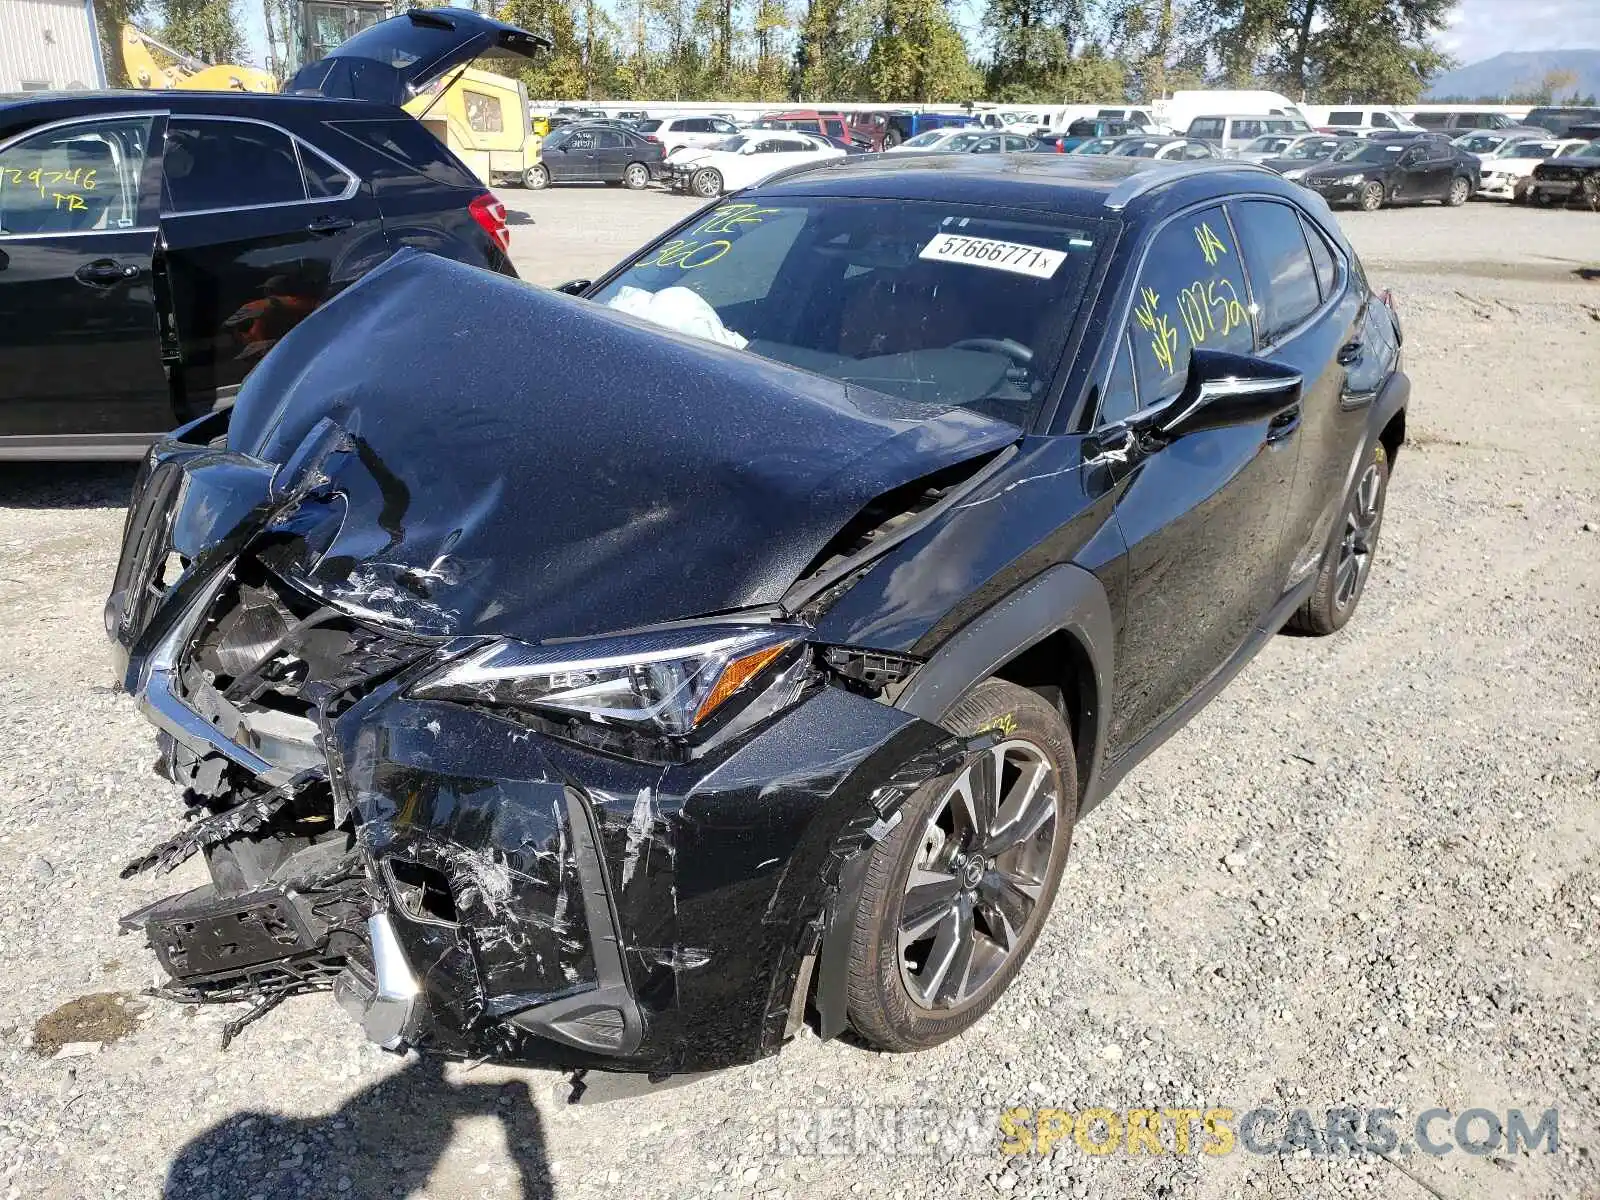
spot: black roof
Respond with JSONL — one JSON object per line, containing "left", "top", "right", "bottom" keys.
{"left": 0, "top": 89, "right": 391, "bottom": 142}
{"left": 753, "top": 153, "right": 1291, "bottom": 220}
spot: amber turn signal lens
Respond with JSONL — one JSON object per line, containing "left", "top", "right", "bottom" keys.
{"left": 694, "top": 641, "right": 793, "bottom": 724}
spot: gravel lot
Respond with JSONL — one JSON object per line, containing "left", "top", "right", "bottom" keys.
{"left": 0, "top": 186, "right": 1596, "bottom": 1200}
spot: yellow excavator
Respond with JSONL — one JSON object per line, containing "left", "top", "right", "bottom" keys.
{"left": 120, "top": 24, "right": 278, "bottom": 92}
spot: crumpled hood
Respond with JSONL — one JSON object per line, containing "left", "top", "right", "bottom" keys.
{"left": 227, "top": 251, "right": 1020, "bottom": 643}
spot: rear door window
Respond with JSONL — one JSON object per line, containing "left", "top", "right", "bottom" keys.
{"left": 1234, "top": 119, "right": 1263, "bottom": 141}
{"left": 1232, "top": 200, "right": 1320, "bottom": 344}
{"left": 1188, "top": 118, "right": 1223, "bottom": 140}
{"left": 1126, "top": 205, "right": 1253, "bottom": 403}
{"left": 164, "top": 118, "right": 304, "bottom": 213}
{"left": 0, "top": 114, "right": 154, "bottom": 235}
{"left": 1329, "top": 111, "right": 1361, "bottom": 126}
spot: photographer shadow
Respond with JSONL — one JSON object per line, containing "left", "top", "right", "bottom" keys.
{"left": 163, "top": 1054, "right": 553, "bottom": 1199}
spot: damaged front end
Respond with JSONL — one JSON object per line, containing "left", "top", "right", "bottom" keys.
{"left": 108, "top": 254, "right": 1019, "bottom": 1073}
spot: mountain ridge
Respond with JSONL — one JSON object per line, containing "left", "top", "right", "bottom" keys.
{"left": 1425, "top": 49, "right": 1600, "bottom": 101}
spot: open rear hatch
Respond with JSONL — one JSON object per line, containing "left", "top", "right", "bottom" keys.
{"left": 286, "top": 7, "right": 550, "bottom": 107}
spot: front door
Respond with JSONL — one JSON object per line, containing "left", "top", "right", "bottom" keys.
{"left": 1101, "top": 203, "right": 1303, "bottom": 758}
{"left": 0, "top": 112, "right": 173, "bottom": 442}
{"left": 549, "top": 128, "right": 599, "bottom": 181}
{"left": 158, "top": 115, "right": 385, "bottom": 413}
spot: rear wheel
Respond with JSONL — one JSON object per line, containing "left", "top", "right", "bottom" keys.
{"left": 690, "top": 167, "right": 723, "bottom": 198}
{"left": 1288, "top": 442, "right": 1390, "bottom": 636}
{"left": 623, "top": 162, "right": 650, "bottom": 190}
{"left": 524, "top": 163, "right": 549, "bottom": 190}
{"left": 845, "top": 679, "right": 1076, "bottom": 1051}
{"left": 883, "top": 128, "right": 903, "bottom": 148}
{"left": 1444, "top": 176, "right": 1470, "bottom": 206}
{"left": 1358, "top": 181, "right": 1384, "bottom": 212}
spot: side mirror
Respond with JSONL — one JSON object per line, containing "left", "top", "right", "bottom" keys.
{"left": 554, "top": 279, "right": 591, "bottom": 296}
{"left": 1152, "top": 350, "right": 1302, "bottom": 440}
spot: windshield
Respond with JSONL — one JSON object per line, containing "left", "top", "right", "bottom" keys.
{"left": 1575, "top": 142, "right": 1600, "bottom": 158}
{"left": 1457, "top": 134, "right": 1504, "bottom": 153}
{"left": 901, "top": 130, "right": 948, "bottom": 148}
{"left": 1283, "top": 137, "right": 1338, "bottom": 160}
{"left": 714, "top": 135, "right": 750, "bottom": 152}
{"left": 1074, "top": 138, "right": 1117, "bottom": 155}
{"left": 1331, "top": 141, "right": 1404, "bottom": 164}
{"left": 590, "top": 199, "right": 1105, "bottom": 424}
{"left": 1244, "top": 135, "right": 1292, "bottom": 154}
{"left": 1112, "top": 140, "right": 1167, "bottom": 157}
{"left": 1504, "top": 141, "right": 1561, "bottom": 159}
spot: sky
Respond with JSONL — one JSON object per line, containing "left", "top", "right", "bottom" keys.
{"left": 233, "top": 0, "right": 1600, "bottom": 74}
{"left": 1439, "top": 0, "right": 1600, "bottom": 64}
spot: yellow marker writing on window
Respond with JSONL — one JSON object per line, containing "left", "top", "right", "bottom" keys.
{"left": 1133, "top": 285, "right": 1178, "bottom": 375}
{"left": 1194, "top": 222, "right": 1228, "bottom": 267}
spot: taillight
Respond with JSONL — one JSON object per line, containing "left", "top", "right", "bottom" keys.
{"left": 645, "top": 134, "right": 660, "bottom": 143}
{"left": 469, "top": 192, "right": 510, "bottom": 254}
{"left": 1055, "top": 140, "right": 1065, "bottom": 153}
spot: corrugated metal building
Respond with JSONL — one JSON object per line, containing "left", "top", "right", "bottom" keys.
{"left": 0, "top": 0, "right": 107, "bottom": 92}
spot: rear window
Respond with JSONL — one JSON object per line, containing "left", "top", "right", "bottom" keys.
{"left": 329, "top": 118, "right": 478, "bottom": 189}
{"left": 634, "top": 119, "right": 662, "bottom": 133}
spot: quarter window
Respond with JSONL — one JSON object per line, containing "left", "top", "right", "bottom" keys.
{"left": 1099, "top": 334, "right": 1139, "bottom": 425}
{"left": 1233, "top": 200, "right": 1320, "bottom": 343}
{"left": 164, "top": 119, "right": 304, "bottom": 213}
{"left": 301, "top": 143, "right": 351, "bottom": 197}
{"left": 0, "top": 115, "right": 153, "bottom": 236}
{"left": 1126, "top": 205, "right": 1253, "bottom": 403}
{"left": 1300, "top": 215, "right": 1338, "bottom": 301}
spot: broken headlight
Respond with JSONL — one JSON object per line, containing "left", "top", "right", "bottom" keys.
{"left": 410, "top": 625, "right": 807, "bottom": 739}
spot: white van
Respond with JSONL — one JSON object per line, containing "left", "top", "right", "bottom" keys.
{"left": 1186, "top": 113, "right": 1309, "bottom": 153}
{"left": 1302, "top": 105, "right": 1422, "bottom": 135}
{"left": 1158, "top": 90, "right": 1312, "bottom": 137}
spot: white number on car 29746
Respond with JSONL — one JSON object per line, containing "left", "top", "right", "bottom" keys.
{"left": 918, "top": 233, "right": 1066, "bottom": 280}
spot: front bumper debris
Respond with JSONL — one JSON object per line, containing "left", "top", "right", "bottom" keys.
{"left": 110, "top": 427, "right": 956, "bottom": 1074}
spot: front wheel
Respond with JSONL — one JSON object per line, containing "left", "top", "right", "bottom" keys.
{"left": 1532, "top": 187, "right": 1557, "bottom": 207}
{"left": 1288, "top": 442, "right": 1390, "bottom": 635}
{"left": 1445, "top": 176, "right": 1470, "bottom": 206}
{"left": 690, "top": 167, "right": 723, "bottom": 198}
{"left": 623, "top": 162, "right": 650, "bottom": 190}
{"left": 844, "top": 679, "right": 1077, "bottom": 1051}
{"left": 1582, "top": 176, "right": 1600, "bottom": 212}
{"left": 524, "top": 163, "right": 549, "bottom": 190}
{"left": 1358, "top": 181, "right": 1384, "bottom": 212}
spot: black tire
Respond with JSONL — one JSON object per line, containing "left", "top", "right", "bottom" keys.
{"left": 1533, "top": 188, "right": 1557, "bottom": 208}
{"left": 623, "top": 162, "right": 651, "bottom": 190}
{"left": 845, "top": 679, "right": 1077, "bottom": 1052}
{"left": 1358, "top": 181, "right": 1384, "bottom": 212}
{"left": 1582, "top": 176, "right": 1600, "bottom": 212}
{"left": 1444, "top": 176, "right": 1470, "bottom": 206}
{"left": 1288, "top": 442, "right": 1390, "bottom": 636}
{"left": 883, "top": 128, "right": 903, "bottom": 148}
{"left": 525, "top": 163, "right": 549, "bottom": 190}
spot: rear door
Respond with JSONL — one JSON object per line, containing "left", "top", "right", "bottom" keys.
{"left": 0, "top": 111, "right": 173, "bottom": 441}
{"left": 158, "top": 114, "right": 385, "bottom": 410}
{"left": 590, "top": 129, "right": 629, "bottom": 180}
{"left": 1100, "top": 203, "right": 1302, "bottom": 758}
{"left": 1228, "top": 197, "right": 1365, "bottom": 583}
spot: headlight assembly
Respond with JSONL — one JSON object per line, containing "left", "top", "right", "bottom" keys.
{"left": 1336, "top": 172, "right": 1368, "bottom": 185}
{"left": 410, "top": 624, "right": 811, "bottom": 753}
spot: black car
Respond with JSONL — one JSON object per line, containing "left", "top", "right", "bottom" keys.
{"left": 109, "top": 155, "right": 1407, "bottom": 1076}
{"left": 1259, "top": 134, "right": 1348, "bottom": 179}
{"left": 1525, "top": 106, "right": 1600, "bottom": 137}
{"left": 1301, "top": 136, "right": 1478, "bottom": 210}
{"left": 527, "top": 123, "right": 665, "bottom": 189}
{"left": 1527, "top": 140, "right": 1600, "bottom": 208}
{"left": 0, "top": 8, "right": 543, "bottom": 461}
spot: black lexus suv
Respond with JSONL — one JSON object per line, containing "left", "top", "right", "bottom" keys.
{"left": 109, "top": 154, "right": 1408, "bottom": 1077}
{"left": 0, "top": 8, "right": 545, "bottom": 460}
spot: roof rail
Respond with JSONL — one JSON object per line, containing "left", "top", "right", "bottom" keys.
{"left": 1102, "top": 159, "right": 1279, "bottom": 211}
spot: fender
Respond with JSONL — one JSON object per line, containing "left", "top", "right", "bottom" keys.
{"left": 811, "top": 563, "right": 1115, "bottom": 1040}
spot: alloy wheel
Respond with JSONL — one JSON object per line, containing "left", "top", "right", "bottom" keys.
{"left": 1360, "top": 182, "right": 1383, "bottom": 212}
{"left": 1448, "top": 177, "right": 1469, "bottom": 206}
{"left": 693, "top": 168, "right": 722, "bottom": 198}
{"left": 525, "top": 164, "right": 549, "bottom": 190}
{"left": 897, "top": 739, "right": 1060, "bottom": 1010}
{"left": 625, "top": 163, "right": 649, "bottom": 189}
{"left": 1334, "top": 461, "right": 1383, "bottom": 611}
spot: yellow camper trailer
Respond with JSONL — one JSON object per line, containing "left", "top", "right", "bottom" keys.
{"left": 404, "top": 68, "right": 545, "bottom": 189}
